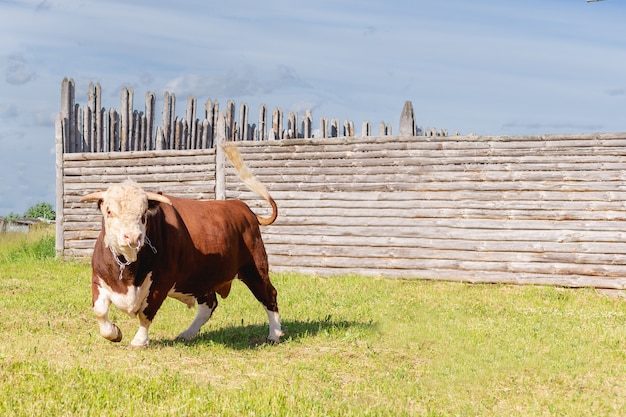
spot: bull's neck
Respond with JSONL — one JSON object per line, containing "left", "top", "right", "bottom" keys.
{"left": 110, "top": 247, "right": 133, "bottom": 280}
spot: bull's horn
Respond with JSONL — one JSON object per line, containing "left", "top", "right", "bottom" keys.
{"left": 80, "top": 191, "right": 106, "bottom": 202}
{"left": 145, "top": 192, "right": 172, "bottom": 205}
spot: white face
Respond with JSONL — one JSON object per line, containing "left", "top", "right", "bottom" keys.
{"left": 100, "top": 182, "right": 149, "bottom": 263}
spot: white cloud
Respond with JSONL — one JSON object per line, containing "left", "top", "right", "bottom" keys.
{"left": 163, "top": 65, "right": 309, "bottom": 99}
{"left": 5, "top": 54, "right": 37, "bottom": 85}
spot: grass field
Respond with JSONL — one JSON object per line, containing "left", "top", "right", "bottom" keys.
{"left": 1, "top": 227, "right": 626, "bottom": 416}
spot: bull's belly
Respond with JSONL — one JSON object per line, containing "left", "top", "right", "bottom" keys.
{"left": 99, "top": 272, "right": 153, "bottom": 317}
{"left": 167, "top": 287, "right": 196, "bottom": 308}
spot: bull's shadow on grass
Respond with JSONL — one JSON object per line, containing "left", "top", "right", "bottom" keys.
{"left": 155, "top": 316, "right": 376, "bottom": 350}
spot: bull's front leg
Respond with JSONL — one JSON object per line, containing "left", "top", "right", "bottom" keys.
{"left": 130, "top": 312, "right": 151, "bottom": 348}
{"left": 130, "top": 281, "right": 169, "bottom": 348}
{"left": 92, "top": 282, "right": 122, "bottom": 342}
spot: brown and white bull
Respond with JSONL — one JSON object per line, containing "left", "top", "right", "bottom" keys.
{"left": 80, "top": 144, "right": 283, "bottom": 347}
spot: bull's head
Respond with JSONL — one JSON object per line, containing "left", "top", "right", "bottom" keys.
{"left": 81, "top": 181, "right": 172, "bottom": 263}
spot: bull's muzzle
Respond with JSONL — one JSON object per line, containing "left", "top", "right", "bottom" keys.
{"left": 123, "top": 232, "right": 144, "bottom": 251}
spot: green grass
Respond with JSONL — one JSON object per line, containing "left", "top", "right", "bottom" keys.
{"left": 2, "top": 229, "right": 626, "bottom": 416}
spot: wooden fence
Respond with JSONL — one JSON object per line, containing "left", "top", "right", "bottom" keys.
{"left": 56, "top": 79, "right": 626, "bottom": 289}
{"left": 59, "top": 78, "right": 449, "bottom": 155}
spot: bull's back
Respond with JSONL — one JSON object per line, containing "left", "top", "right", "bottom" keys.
{"left": 165, "top": 197, "right": 260, "bottom": 252}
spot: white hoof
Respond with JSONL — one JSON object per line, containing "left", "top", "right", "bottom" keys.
{"left": 176, "top": 329, "right": 196, "bottom": 341}
{"left": 130, "top": 338, "right": 149, "bottom": 348}
{"left": 130, "top": 326, "right": 150, "bottom": 348}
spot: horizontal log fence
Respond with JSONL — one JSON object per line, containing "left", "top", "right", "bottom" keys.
{"left": 56, "top": 78, "right": 626, "bottom": 289}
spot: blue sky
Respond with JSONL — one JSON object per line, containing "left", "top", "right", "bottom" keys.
{"left": 1, "top": 0, "right": 625, "bottom": 215}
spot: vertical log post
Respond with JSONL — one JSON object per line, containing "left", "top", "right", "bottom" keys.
{"left": 87, "top": 82, "right": 96, "bottom": 151}
{"left": 211, "top": 100, "right": 219, "bottom": 145}
{"left": 82, "top": 104, "right": 91, "bottom": 152}
{"left": 60, "top": 78, "right": 73, "bottom": 153}
{"left": 109, "top": 109, "right": 119, "bottom": 151}
{"left": 162, "top": 92, "right": 171, "bottom": 149}
{"left": 145, "top": 92, "right": 156, "bottom": 150}
{"left": 120, "top": 87, "right": 129, "bottom": 151}
{"left": 362, "top": 121, "right": 370, "bottom": 137}
{"left": 399, "top": 100, "right": 415, "bottom": 137}
{"left": 226, "top": 100, "right": 235, "bottom": 141}
{"left": 155, "top": 126, "right": 165, "bottom": 150}
{"left": 186, "top": 96, "right": 196, "bottom": 149}
{"left": 378, "top": 121, "right": 386, "bottom": 136}
{"left": 76, "top": 105, "right": 83, "bottom": 151}
{"left": 238, "top": 102, "right": 247, "bottom": 141}
{"left": 343, "top": 120, "right": 354, "bottom": 137}
{"left": 54, "top": 113, "right": 64, "bottom": 258}
{"left": 271, "top": 108, "right": 282, "bottom": 140}
{"left": 320, "top": 117, "right": 328, "bottom": 138}
{"left": 95, "top": 83, "right": 103, "bottom": 151}
{"left": 330, "top": 119, "right": 338, "bottom": 137}
{"left": 141, "top": 113, "right": 147, "bottom": 151}
{"left": 303, "top": 109, "right": 312, "bottom": 139}
{"left": 258, "top": 104, "right": 267, "bottom": 141}
{"left": 201, "top": 119, "right": 210, "bottom": 149}
{"left": 215, "top": 112, "right": 227, "bottom": 200}
{"left": 172, "top": 118, "right": 183, "bottom": 150}
{"left": 132, "top": 111, "right": 142, "bottom": 151}
{"left": 204, "top": 99, "right": 215, "bottom": 148}
{"left": 100, "top": 108, "right": 107, "bottom": 151}
{"left": 287, "top": 112, "right": 297, "bottom": 138}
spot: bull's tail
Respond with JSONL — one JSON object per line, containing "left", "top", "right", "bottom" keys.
{"left": 221, "top": 143, "right": 278, "bottom": 226}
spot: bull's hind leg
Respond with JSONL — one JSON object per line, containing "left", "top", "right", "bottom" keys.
{"left": 177, "top": 293, "right": 218, "bottom": 341}
{"left": 238, "top": 264, "right": 284, "bottom": 342}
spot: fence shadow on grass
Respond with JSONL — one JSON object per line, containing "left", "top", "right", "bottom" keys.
{"left": 153, "top": 316, "right": 377, "bottom": 350}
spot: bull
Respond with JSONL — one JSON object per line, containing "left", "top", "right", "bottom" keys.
{"left": 80, "top": 144, "right": 283, "bottom": 347}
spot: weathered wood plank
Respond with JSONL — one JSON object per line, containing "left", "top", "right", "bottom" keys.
{"left": 240, "top": 196, "right": 626, "bottom": 212}
{"left": 63, "top": 148, "right": 215, "bottom": 162}
{"left": 254, "top": 206, "right": 626, "bottom": 221}
{"left": 226, "top": 180, "right": 626, "bottom": 193}
{"left": 259, "top": 224, "right": 626, "bottom": 243}
{"left": 264, "top": 243, "right": 626, "bottom": 265}
{"left": 228, "top": 189, "right": 626, "bottom": 203}
{"left": 263, "top": 215, "right": 626, "bottom": 232}
{"left": 225, "top": 170, "right": 626, "bottom": 184}
{"left": 64, "top": 172, "right": 215, "bottom": 185}
{"left": 228, "top": 135, "right": 626, "bottom": 154}
{"left": 229, "top": 157, "right": 626, "bottom": 172}
{"left": 268, "top": 265, "right": 626, "bottom": 290}
{"left": 266, "top": 254, "right": 626, "bottom": 277}
{"left": 261, "top": 233, "right": 626, "bottom": 255}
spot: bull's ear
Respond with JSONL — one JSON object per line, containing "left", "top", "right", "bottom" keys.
{"left": 147, "top": 200, "right": 162, "bottom": 216}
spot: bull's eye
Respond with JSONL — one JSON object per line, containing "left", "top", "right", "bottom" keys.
{"left": 106, "top": 208, "right": 112, "bottom": 218}
{"left": 141, "top": 214, "right": 147, "bottom": 224}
